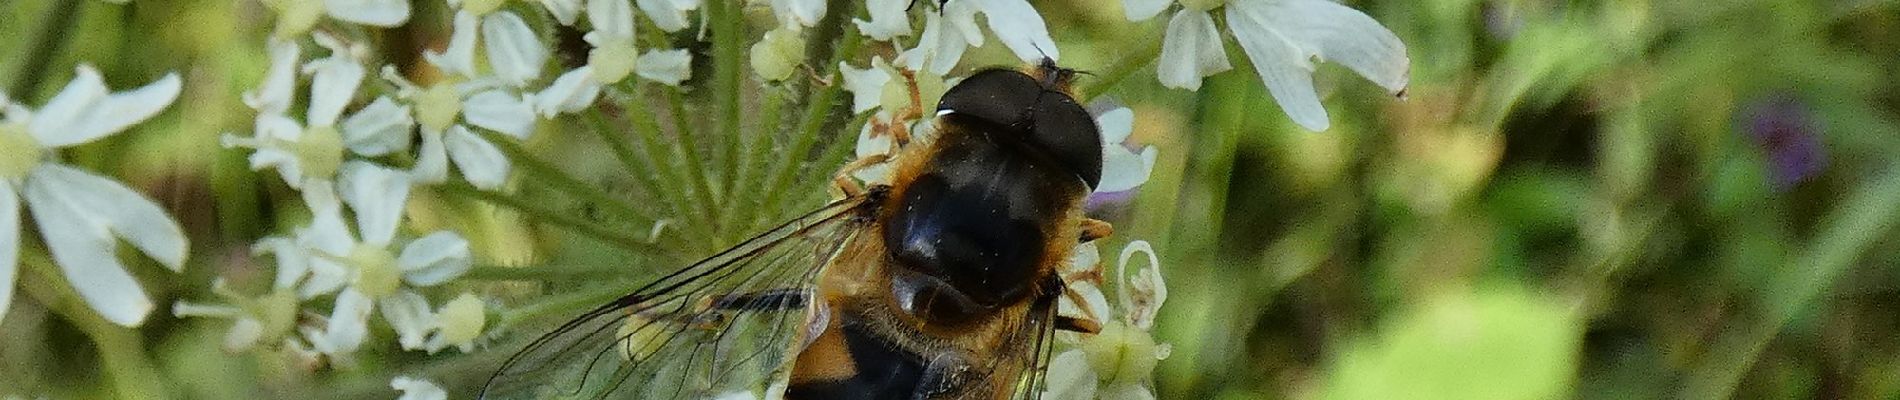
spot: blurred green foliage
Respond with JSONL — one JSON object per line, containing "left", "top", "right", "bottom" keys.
{"left": 2, "top": 0, "right": 1899, "bottom": 399}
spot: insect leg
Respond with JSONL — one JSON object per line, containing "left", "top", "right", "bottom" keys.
{"left": 1078, "top": 218, "right": 1113, "bottom": 243}
{"left": 1054, "top": 315, "right": 1101, "bottom": 334}
{"left": 890, "top": 69, "right": 924, "bottom": 146}
{"left": 702, "top": 288, "right": 810, "bottom": 311}
{"left": 831, "top": 153, "right": 892, "bottom": 197}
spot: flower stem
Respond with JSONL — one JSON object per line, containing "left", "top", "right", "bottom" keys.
{"left": 7, "top": 0, "right": 80, "bottom": 97}
{"left": 616, "top": 84, "right": 722, "bottom": 245}
{"left": 744, "top": 13, "right": 865, "bottom": 232}
{"left": 664, "top": 87, "right": 724, "bottom": 231}
{"left": 581, "top": 108, "right": 689, "bottom": 239}
{"left": 495, "top": 282, "right": 639, "bottom": 330}
{"left": 707, "top": 0, "right": 746, "bottom": 209}
{"left": 18, "top": 250, "right": 171, "bottom": 400}
{"left": 468, "top": 129, "right": 663, "bottom": 227}
{"left": 438, "top": 181, "right": 670, "bottom": 258}
{"left": 463, "top": 264, "right": 628, "bottom": 281}
{"left": 1080, "top": 27, "right": 1164, "bottom": 102}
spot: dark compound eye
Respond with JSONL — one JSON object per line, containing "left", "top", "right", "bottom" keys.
{"left": 935, "top": 68, "right": 1105, "bottom": 189}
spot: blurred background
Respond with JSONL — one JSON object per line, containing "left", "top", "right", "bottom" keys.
{"left": 2, "top": 0, "right": 1898, "bottom": 399}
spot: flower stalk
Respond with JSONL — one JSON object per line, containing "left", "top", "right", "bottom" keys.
{"left": 20, "top": 250, "right": 170, "bottom": 400}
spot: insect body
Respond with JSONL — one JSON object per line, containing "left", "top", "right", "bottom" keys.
{"left": 483, "top": 60, "right": 1111, "bottom": 400}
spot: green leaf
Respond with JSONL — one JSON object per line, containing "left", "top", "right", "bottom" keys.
{"left": 1321, "top": 284, "right": 1581, "bottom": 400}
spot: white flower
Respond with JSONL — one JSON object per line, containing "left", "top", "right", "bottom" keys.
{"left": 392, "top": 376, "right": 449, "bottom": 400}
{"left": 839, "top": 58, "right": 894, "bottom": 114}
{"left": 381, "top": 70, "right": 519, "bottom": 190}
{"left": 172, "top": 275, "right": 301, "bottom": 352}
{"left": 772, "top": 0, "right": 826, "bottom": 30}
{"left": 584, "top": 0, "right": 639, "bottom": 84}
{"left": 899, "top": 0, "right": 1061, "bottom": 73}
{"left": 1127, "top": 0, "right": 1410, "bottom": 131}
{"left": 0, "top": 65, "right": 187, "bottom": 327}
{"left": 287, "top": 164, "right": 473, "bottom": 356}
{"left": 266, "top": 0, "right": 411, "bottom": 38}
{"left": 636, "top": 48, "right": 694, "bottom": 86}
{"left": 1094, "top": 108, "right": 1159, "bottom": 194}
{"left": 225, "top": 35, "right": 417, "bottom": 189}
{"left": 425, "top": 10, "right": 550, "bottom": 88}
{"left": 636, "top": 0, "right": 701, "bottom": 32}
{"left": 854, "top": 0, "right": 910, "bottom": 40}
{"left": 1045, "top": 241, "right": 1169, "bottom": 400}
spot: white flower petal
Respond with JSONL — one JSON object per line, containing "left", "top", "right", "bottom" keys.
{"left": 22, "top": 177, "right": 152, "bottom": 327}
{"left": 539, "top": 0, "right": 583, "bottom": 25}
{"left": 316, "top": 288, "right": 374, "bottom": 355}
{"left": 409, "top": 128, "right": 450, "bottom": 185}
{"left": 245, "top": 40, "right": 302, "bottom": 114}
{"left": 774, "top": 0, "right": 828, "bottom": 29}
{"left": 586, "top": 0, "right": 636, "bottom": 41}
{"left": 483, "top": 12, "right": 550, "bottom": 87}
{"left": 969, "top": 0, "right": 1059, "bottom": 62}
{"left": 1118, "top": 240, "right": 1164, "bottom": 330}
{"left": 30, "top": 66, "right": 182, "bottom": 148}
{"left": 1097, "top": 107, "right": 1135, "bottom": 144}
{"left": 337, "top": 161, "right": 411, "bottom": 246}
{"left": 304, "top": 57, "right": 367, "bottom": 127}
{"left": 1155, "top": 9, "right": 1230, "bottom": 90}
{"left": 839, "top": 59, "right": 892, "bottom": 114}
{"left": 534, "top": 67, "right": 602, "bottom": 117}
{"left": 1226, "top": 0, "right": 1409, "bottom": 131}
{"left": 325, "top": 0, "right": 411, "bottom": 26}
{"left": 943, "top": 0, "right": 984, "bottom": 47}
{"left": 1042, "top": 350, "right": 1099, "bottom": 400}
{"left": 340, "top": 96, "right": 416, "bottom": 156}
{"left": 1254, "top": 0, "right": 1410, "bottom": 93}
{"left": 1226, "top": 4, "right": 1327, "bottom": 131}
{"left": 1122, "top": 0, "right": 1171, "bottom": 21}
{"left": 426, "top": 11, "right": 481, "bottom": 77}
{"left": 296, "top": 183, "right": 357, "bottom": 298}
{"left": 28, "top": 164, "right": 188, "bottom": 270}
{"left": 463, "top": 90, "right": 538, "bottom": 139}
{"left": 902, "top": 10, "right": 971, "bottom": 76}
{"left": 636, "top": 0, "right": 697, "bottom": 32}
{"left": 397, "top": 231, "right": 472, "bottom": 286}
{"left": 392, "top": 376, "right": 450, "bottom": 400}
{"left": 635, "top": 48, "right": 693, "bottom": 86}
{"left": 444, "top": 125, "right": 512, "bottom": 189}
{"left": 255, "top": 237, "right": 311, "bottom": 290}
{"left": 1098, "top": 145, "right": 1158, "bottom": 194}
{"left": 381, "top": 290, "right": 437, "bottom": 350}
{"left": 0, "top": 182, "right": 17, "bottom": 326}
{"left": 853, "top": 0, "right": 909, "bottom": 40}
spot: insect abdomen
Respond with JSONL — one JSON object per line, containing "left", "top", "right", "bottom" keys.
{"left": 785, "top": 316, "right": 929, "bottom": 400}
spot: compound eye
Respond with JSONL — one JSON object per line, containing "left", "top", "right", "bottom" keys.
{"left": 935, "top": 69, "right": 1040, "bottom": 127}
{"left": 1029, "top": 93, "right": 1103, "bottom": 189}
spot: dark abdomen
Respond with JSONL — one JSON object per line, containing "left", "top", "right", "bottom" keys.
{"left": 784, "top": 315, "right": 927, "bottom": 400}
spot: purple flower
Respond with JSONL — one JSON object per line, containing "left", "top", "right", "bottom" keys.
{"left": 1741, "top": 94, "right": 1826, "bottom": 191}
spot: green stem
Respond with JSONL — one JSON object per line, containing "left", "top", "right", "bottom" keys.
{"left": 1080, "top": 26, "right": 1164, "bottom": 102}
{"left": 744, "top": 18, "right": 864, "bottom": 232}
{"left": 582, "top": 109, "right": 690, "bottom": 246}
{"left": 1679, "top": 168, "right": 1900, "bottom": 399}
{"left": 619, "top": 84, "right": 720, "bottom": 244}
{"left": 496, "top": 283, "right": 641, "bottom": 329}
{"left": 708, "top": 0, "right": 746, "bottom": 209}
{"left": 469, "top": 129, "right": 661, "bottom": 227}
{"left": 19, "top": 251, "right": 170, "bottom": 400}
{"left": 720, "top": 90, "right": 786, "bottom": 236}
{"left": 7, "top": 0, "right": 80, "bottom": 97}
{"left": 439, "top": 182, "right": 669, "bottom": 258}
{"left": 463, "top": 264, "right": 628, "bottom": 281}
{"left": 665, "top": 88, "right": 723, "bottom": 232}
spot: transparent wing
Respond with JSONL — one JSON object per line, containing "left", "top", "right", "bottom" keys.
{"left": 482, "top": 196, "right": 874, "bottom": 400}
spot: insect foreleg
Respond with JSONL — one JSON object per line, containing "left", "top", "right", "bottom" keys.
{"left": 1078, "top": 218, "right": 1113, "bottom": 243}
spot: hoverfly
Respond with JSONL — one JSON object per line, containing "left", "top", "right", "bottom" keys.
{"left": 482, "top": 59, "right": 1116, "bottom": 400}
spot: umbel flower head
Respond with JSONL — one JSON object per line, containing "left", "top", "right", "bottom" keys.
{"left": 1127, "top": 0, "right": 1411, "bottom": 131}
{"left": 0, "top": 64, "right": 189, "bottom": 327}
{"left": 1046, "top": 241, "right": 1170, "bottom": 400}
